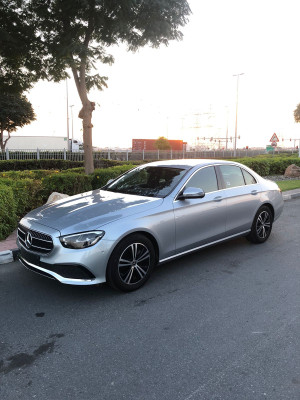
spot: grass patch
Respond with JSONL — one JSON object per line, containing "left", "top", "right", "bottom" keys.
{"left": 276, "top": 180, "right": 300, "bottom": 191}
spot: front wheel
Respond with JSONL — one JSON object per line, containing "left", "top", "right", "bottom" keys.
{"left": 246, "top": 206, "right": 273, "bottom": 244}
{"left": 106, "top": 234, "right": 156, "bottom": 292}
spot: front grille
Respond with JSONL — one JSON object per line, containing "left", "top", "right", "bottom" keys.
{"left": 18, "top": 224, "right": 54, "bottom": 254}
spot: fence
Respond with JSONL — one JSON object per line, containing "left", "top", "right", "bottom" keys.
{"left": 0, "top": 147, "right": 297, "bottom": 162}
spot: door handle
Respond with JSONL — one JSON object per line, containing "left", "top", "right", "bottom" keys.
{"left": 251, "top": 190, "right": 258, "bottom": 195}
{"left": 213, "top": 196, "right": 223, "bottom": 202}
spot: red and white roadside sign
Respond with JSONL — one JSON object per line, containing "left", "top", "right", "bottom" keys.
{"left": 271, "top": 141, "right": 277, "bottom": 147}
{"left": 270, "top": 133, "right": 279, "bottom": 143}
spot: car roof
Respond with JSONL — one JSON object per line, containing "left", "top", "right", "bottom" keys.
{"left": 144, "top": 159, "right": 240, "bottom": 169}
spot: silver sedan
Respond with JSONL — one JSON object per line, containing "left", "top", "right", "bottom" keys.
{"left": 17, "top": 159, "right": 284, "bottom": 291}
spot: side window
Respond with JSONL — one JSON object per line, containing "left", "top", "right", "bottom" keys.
{"left": 219, "top": 165, "right": 245, "bottom": 188}
{"left": 186, "top": 166, "right": 218, "bottom": 193}
{"left": 242, "top": 169, "right": 257, "bottom": 185}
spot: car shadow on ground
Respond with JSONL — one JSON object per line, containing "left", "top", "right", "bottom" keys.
{"left": 13, "top": 235, "right": 252, "bottom": 303}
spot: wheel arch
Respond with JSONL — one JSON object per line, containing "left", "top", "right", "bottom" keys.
{"left": 107, "top": 230, "right": 160, "bottom": 266}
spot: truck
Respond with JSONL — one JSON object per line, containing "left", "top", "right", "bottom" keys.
{"left": 4, "top": 136, "right": 82, "bottom": 152}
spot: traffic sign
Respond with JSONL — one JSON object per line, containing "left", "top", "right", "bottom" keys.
{"left": 270, "top": 133, "right": 279, "bottom": 142}
{"left": 271, "top": 141, "right": 277, "bottom": 147}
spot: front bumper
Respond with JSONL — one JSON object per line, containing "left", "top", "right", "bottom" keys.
{"left": 16, "top": 223, "right": 115, "bottom": 285}
{"left": 18, "top": 252, "right": 98, "bottom": 285}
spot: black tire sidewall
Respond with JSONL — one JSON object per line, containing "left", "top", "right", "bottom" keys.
{"left": 106, "top": 234, "right": 156, "bottom": 292}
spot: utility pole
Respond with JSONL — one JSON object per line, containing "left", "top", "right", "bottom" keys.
{"left": 233, "top": 73, "right": 244, "bottom": 157}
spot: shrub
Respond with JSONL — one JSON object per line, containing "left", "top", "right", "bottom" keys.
{"left": 91, "top": 164, "right": 136, "bottom": 189}
{"left": 0, "top": 184, "right": 17, "bottom": 240}
{"left": 0, "top": 178, "right": 43, "bottom": 217}
{"left": 0, "top": 159, "right": 83, "bottom": 171}
{"left": 237, "top": 159, "right": 270, "bottom": 176}
{"left": 235, "top": 157, "right": 300, "bottom": 176}
{"left": 267, "top": 158, "right": 300, "bottom": 175}
{"left": 41, "top": 173, "right": 92, "bottom": 199}
{"left": 0, "top": 169, "right": 59, "bottom": 180}
{"left": 93, "top": 159, "right": 128, "bottom": 168}
{"left": 93, "top": 158, "right": 145, "bottom": 169}
{"left": 64, "top": 167, "right": 85, "bottom": 174}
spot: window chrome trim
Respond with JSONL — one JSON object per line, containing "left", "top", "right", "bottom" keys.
{"left": 173, "top": 165, "right": 221, "bottom": 201}
{"left": 241, "top": 167, "right": 257, "bottom": 185}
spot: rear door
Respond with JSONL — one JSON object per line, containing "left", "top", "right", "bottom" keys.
{"left": 217, "top": 165, "right": 261, "bottom": 236}
{"left": 173, "top": 166, "right": 227, "bottom": 253}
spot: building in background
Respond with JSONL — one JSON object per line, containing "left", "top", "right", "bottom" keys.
{"left": 132, "top": 138, "right": 186, "bottom": 152}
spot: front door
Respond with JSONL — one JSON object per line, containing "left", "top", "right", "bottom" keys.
{"left": 173, "top": 166, "right": 227, "bottom": 254}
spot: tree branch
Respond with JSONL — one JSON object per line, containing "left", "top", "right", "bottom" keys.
{"left": 79, "top": 0, "right": 96, "bottom": 101}
{"left": 3, "top": 131, "right": 10, "bottom": 148}
{"left": 71, "top": 62, "right": 85, "bottom": 103}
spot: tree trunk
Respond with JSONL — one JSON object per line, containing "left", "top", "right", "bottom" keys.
{"left": 79, "top": 101, "right": 95, "bottom": 174}
{"left": 0, "top": 127, "right": 6, "bottom": 152}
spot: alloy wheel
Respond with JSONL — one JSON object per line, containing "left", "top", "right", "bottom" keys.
{"left": 118, "top": 243, "right": 150, "bottom": 285}
{"left": 255, "top": 210, "right": 271, "bottom": 239}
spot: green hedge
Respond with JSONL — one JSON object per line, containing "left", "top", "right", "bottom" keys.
{"left": 0, "top": 158, "right": 144, "bottom": 172}
{"left": 94, "top": 159, "right": 132, "bottom": 168}
{"left": 0, "top": 169, "right": 59, "bottom": 180}
{"left": 0, "top": 184, "right": 17, "bottom": 240}
{"left": 0, "top": 159, "right": 83, "bottom": 171}
{"left": 0, "top": 178, "right": 43, "bottom": 218}
{"left": 91, "top": 164, "right": 135, "bottom": 189}
{"left": 41, "top": 173, "right": 92, "bottom": 198}
{"left": 236, "top": 157, "right": 300, "bottom": 176}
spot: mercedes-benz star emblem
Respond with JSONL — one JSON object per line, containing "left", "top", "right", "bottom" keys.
{"left": 25, "top": 232, "right": 33, "bottom": 248}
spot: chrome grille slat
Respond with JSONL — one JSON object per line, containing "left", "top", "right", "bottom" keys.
{"left": 29, "top": 244, "right": 52, "bottom": 251}
{"left": 18, "top": 224, "right": 53, "bottom": 254}
{"left": 18, "top": 227, "right": 26, "bottom": 235}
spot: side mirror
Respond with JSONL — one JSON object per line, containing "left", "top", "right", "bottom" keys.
{"left": 178, "top": 187, "right": 205, "bottom": 200}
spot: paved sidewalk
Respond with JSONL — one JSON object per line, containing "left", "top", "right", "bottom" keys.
{"left": 1, "top": 189, "right": 300, "bottom": 255}
{"left": 0, "top": 229, "right": 17, "bottom": 252}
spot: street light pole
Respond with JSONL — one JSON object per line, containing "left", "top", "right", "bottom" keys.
{"left": 66, "top": 79, "right": 70, "bottom": 151}
{"left": 225, "top": 106, "right": 229, "bottom": 151}
{"left": 233, "top": 73, "right": 244, "bottom": 157}
{"left": 70, "top": 105, "right": 74, "bottom": 152}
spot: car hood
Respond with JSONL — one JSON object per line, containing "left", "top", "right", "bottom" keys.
{"left": 23, "top": 189, "right": 163, "bottom": 235}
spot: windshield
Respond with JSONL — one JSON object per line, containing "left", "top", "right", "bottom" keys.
{"left": 104, "top": 166, "right": 187, "bottom": 198}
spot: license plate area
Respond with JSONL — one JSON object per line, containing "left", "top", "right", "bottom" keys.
{"left": 20, "top": 247, "right": 40, "bottom": 265}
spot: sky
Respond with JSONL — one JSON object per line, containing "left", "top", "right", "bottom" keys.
{"left": 13, "top": 0, "right": 300, "bottom": 150}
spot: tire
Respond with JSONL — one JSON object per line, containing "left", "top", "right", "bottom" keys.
{"left": 246, "top": 206, "right": 273, "bottom": 244}
{"left": 106, "top": 234, "right": 156, "bottom": 292}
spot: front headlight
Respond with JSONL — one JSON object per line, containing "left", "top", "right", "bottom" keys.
{"left": 59, "top": 231, "right": 105, "bottom": 249}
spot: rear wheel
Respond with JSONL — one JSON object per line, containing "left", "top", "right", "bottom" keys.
{"left": 106, "top": 234, "right": 155, "bottom": 292}
{"left": 246, "top": 206, "right": 273, "bottom": 244}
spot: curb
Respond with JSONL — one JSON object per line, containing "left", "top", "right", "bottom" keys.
{"left": 0, "top": 248, "right": 18, "bottom": 265}
{"left": 282, "top": 192, "right": 300, "bottom": 201}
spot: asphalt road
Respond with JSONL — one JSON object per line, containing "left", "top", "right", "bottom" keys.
{"left": 1, "top": 199, "right": 300, "bottom": 400}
